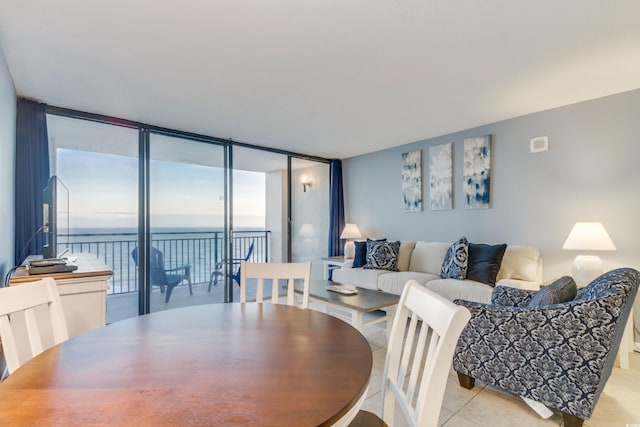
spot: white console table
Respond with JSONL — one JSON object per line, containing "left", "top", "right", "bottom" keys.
{"left": 10, "top": 254, "right": 112, "bottom": 339}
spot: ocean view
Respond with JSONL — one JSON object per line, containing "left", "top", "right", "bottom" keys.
{"left": 59, "top": 227, "right": 269, "bottom": 294}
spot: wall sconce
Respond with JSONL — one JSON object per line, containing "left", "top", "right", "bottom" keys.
{"left": 300, "top": 175, "right": 312, "bottom": 192}
{"left": 562, "top": 222, "right": 616, "bottom": 285}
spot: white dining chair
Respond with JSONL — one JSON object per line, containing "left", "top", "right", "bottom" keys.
{"left": 0, "top": 277, "right": 69, "bottom": 377}
{"left": 239, "top": 261, "right": 311, "bottom": 308}
{"left": 348, "top": 280, "right": 471, "bottom": 427}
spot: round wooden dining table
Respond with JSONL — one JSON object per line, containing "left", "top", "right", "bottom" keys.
{"left": 0, "top": 303, "right": 373, "bottom": 426}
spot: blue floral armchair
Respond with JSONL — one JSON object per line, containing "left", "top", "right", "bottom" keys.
{"left": 452, "top": 268, "right": 639, "bottom": 427}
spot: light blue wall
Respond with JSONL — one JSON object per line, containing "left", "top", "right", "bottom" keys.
{"left": 343, "top": 89, "right": 640, "bottom": 282}
{"left": 0, "top": 43, "right": 16, "bottom": 278}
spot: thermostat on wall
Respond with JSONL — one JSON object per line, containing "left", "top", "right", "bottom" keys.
{"left": 530, "top": 136, "right": 549, "bottom": 153}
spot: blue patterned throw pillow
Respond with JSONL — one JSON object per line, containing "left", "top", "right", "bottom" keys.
{"left": 440, "top": 237, "right": 469, "bottom": 280}
{"left": 353, "top": 238, "right": 386, "bottom": 268}
{"left": 364, "top": 240, "right": 400, "bottom": 271}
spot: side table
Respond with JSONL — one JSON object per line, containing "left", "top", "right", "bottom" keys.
{"left": 322, "top": 256, "right": 349, "bottom": 280}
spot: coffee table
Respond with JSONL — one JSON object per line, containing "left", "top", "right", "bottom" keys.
{"left": 296, "top": 279, "right": 400, "bottom": 338}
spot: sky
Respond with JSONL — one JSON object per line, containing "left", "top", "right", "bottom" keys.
{"left": 56, "top": 149, "right": 266, "bottom": 230}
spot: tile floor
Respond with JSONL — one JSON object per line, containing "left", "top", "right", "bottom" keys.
{"left": 106, "top": 286, "right": 640, "bottom": 426}
{"left": 358, "top": 326, "right": 640, "bottom": 427}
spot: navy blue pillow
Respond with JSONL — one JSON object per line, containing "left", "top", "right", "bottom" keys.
{"left": 466, "top": 243, "right": 507, "bottom": 286}
{"left": 353, "top": 238, "right": 386, "bottom": 268}
{"left": 528, "top": 276, "right": 577, "bottom": 308}
{"left": 352, "top": 241, "right": 368, "bottom": 268}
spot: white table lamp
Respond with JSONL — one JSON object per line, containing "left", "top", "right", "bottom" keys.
{"left": 340, "top": 223, "right": 362, "bottom": 259}
{"left": 562, "top": 222, "right": 616, "bottom": 284}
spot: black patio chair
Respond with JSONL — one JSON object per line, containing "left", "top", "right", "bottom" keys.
{"left": 131, "top": 246, "right": 192, "bottom": 303}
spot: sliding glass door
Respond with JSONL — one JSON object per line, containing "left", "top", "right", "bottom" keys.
{"left": 148, "top": 133, "right": 228, "bottom": 312}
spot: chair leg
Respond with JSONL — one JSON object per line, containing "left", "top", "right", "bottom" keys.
{"left": 562, "top": 413, "right": 584, "bottom": 427}
{"left": 185, "top": 268, "right": 193, "bottom": 295}
{"left": 165, "top": 285, "right": 175, "bottom": 303}
{"left": 208, "top": 272, "right": 220, "bottom": 292}
{"left": 457, "top": 372, "right": 475, "bottom": 389}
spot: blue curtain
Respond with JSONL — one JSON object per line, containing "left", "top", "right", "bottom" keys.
{"left": 328, "top": 159, "right": 345, "bottom": 257}
{"left": 14, "top": 98, "right": 50, "bottom": 264}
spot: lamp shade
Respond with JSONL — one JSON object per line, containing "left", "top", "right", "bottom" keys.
{"left": 563, "top": 222, "right": 616, "bottom": 285}
{"left": 340, "top": 223, "right": 362, "bottom": 240}
{"left": 562, "top": 222, "right": 616, "bottom": 251}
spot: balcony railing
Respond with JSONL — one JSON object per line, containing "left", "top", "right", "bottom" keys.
{"left": 59, "top": 230, "right": 269, "bottom": 295}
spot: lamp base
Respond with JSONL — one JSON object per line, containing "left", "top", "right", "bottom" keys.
{"left": 344, "top": 241, "right": 355, "bottom": 259}
{"left": 572, "top": 255, "right": 603, "bottom": 285}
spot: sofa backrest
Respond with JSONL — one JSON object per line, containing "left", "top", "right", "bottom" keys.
{"left": 406, "top": 241, "right": 542, "bottom": 284}
{"left": 496, "top": 245, "right": 541, "bottom": 283}
{"left": 397, "top": 241, "right": 416, "bottom": 271}
{"left": 408, "top": 241, "right": 450, "bottom": 274}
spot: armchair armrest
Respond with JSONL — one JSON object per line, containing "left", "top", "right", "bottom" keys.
{"left": 165, "top": 265, "right": 192, "bottom": 283}
{"left": 490, "top": 285, "right": 537, "bottom": 307}
{"left": 214, "top": 257, "right": 248, "bottom": 269}
{"left": 165, "top": 265, "right": 191, "bottom": 273}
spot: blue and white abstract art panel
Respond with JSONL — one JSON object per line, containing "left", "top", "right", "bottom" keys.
{"left": 463, "top": 135, "right": 491, "bottom": 209}
{"left": 401, "top": 150, "right": 422, "bottom": 212}
{"left": 429, "top": 142, "right": 453, "bottom": 210}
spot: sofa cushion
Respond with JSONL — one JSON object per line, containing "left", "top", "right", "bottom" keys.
{"left": 426, "top": 278, "right": 494, "bottom": 304}
{"left": 409, "top": 241, "right": 450, "bottom": 274}
{"left": 528, "top": 276, "right": 577, "bottom": 308}
{"left": 496, "top": 245, "right": 541, "bottom": 282}
{"left": 397, "top": 241, "right": 416, "bottom": 272}
{"left": 331, "top": 267, "right": 386, "bottom": 291}
{"left": 364, "top": 240, "right": 400, "bottom": 271}
{"left": 466, "top": 243, "right": 507, "bottom": 286}
{"left": 377, "top": 271, "right": 440, "bottom": 295}
{"left": 440, "top": 237, "right": 469, "bottom": 280}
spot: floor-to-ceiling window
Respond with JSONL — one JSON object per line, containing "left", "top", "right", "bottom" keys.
{"left": 47, "top": 114, "right": 140, "bottom": 322}
{"left": 47, "top": 107, "right": 331, "bottom": 320}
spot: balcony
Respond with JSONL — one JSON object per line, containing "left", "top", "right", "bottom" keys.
{"left": 59, "top": 230, "right": 270, "bottom": 323}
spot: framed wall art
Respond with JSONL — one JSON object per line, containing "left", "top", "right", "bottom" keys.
{"left": 401, "top": 149, "right": 422, "bottom": 212}
{"left": 463, "top": 135, "right": 491, "bottom": 209}
{"left": 429, "top": 142, "right": 453, "bottom": 210}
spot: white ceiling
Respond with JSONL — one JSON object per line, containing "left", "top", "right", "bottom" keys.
{"left": 1, "top": 1, "right": 639, "bottom": 159}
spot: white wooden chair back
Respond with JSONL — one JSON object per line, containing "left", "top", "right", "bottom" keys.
{"left": 239, "top": 261, "right": 312, "bottom": 308}
{"left": 382, "top": 280, "right": 471, "bottom": 427}
{"left": 0, "top": 278, "right": 69, "bottom": 376}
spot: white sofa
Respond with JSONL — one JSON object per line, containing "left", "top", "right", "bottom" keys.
{"left": 331, "top": 241, "right": 542, "bottom": 304}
